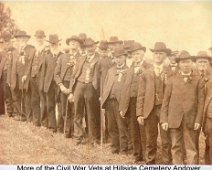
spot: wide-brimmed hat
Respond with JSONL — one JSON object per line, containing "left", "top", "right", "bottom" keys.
{"left": 176, "top": 50, "right": 194, "bottom": 62}
{"left": 150, "top": 42, "right": 170, "bottom": 54}
{"left": 98, "top": 41, "right": 108, "bottom": 51}
{"left": 66, "top": 35, "right": 82, "bottom": 45}
{"left": 83, "top": 38, "right": 98, "bottom": 47}
{"left": 194, "top": 51, "right": 212, "bottom": 61}
{"left": 79, "top": 33, "right": 87, "bottom": 42}
{"left": 46, "top": 34, "right": 61, "bottom": 44}
{"left": 113, "top": 46, "right": 127, "bottom": 58}
{"left": 34, "top": 30, "right": 46, "bottom": 38}
{"left": 14, "top": 30, "right": 31, "bottom": 39}
{"left": 108, "top": 36, "right": 123, "bottom": 44}
{"left": 128, "top": 42, "right": 146, "bottom": 53}
{"left": 2, "top": 31, "right": 11, "bottom": 42}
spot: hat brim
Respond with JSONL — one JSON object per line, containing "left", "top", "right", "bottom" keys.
{"left": 108, "top": 41, "right": 123, "bottom": 44}
{"left": 175, "top": 57, "right": 195, "bottom": 63}
{"left": 128, "top": 47, "right": 146, "bottom": 53}
{"left": 84, "top": 41, "right": 99, "bottom": 47}
{"left": 66, "top": 38, "right": 82, "bottom": 45}
{"left": 14, "top": 35, "right": 31, "bottom": 39}
{"left": 114, "top": 52, "right": 128, "bottom": 58}
{"left": 46, "top": 39, "right": 62, "bottom": 44}
{"left": 194, "top": 56, "right": 212, "bottom": 61}
{"left": 150, "top": 49, "right": 170, "bottom": 54}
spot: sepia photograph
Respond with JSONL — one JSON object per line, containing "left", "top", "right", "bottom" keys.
{"left": 0, "top": 1, "right": 212, "bottom": 167}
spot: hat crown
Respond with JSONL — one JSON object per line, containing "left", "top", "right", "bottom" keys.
{"left": 35, "top": 30, "right": 45, "bottom": 37}
{"left": 179, "top": 50, "right": 191, "bottom": 59}
{"left": 78, "top": 33, "right": 87, "bottom": 41}
{"left": 15, "top": 30, "right": 29, "bottom": 37}
{"left": 98, "top": 40, "right": 108, "bottom": 50}
{"left": 84, "top": 38, "right": 97, "bottom": 46}
{"left": 109, "top": 36, "right": 119, "bottom": 42}
{"left": 197, "top": 51, "right": 209, "bottom": 57}
{"left": 132, "top": 42, "right": 142, "bottom": 49}
{"left": 153, "top": 42, "right": 167, "bottom": 50}
{"left": 123, "top": 40, "right": 134, "bottom": 49}
{"left": 114, "top": 46, "right": 127, "bottom": 57}
{"left": 48, "top": 34, "right": 59, "bottom": 44}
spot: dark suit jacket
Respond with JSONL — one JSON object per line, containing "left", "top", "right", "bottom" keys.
{"left": 0, "top": 51, "right": 7, "bottom": 79}
{"left": 101, "top": 65, "right": 128, "bottom": 109}
{"left": 119, "top": 61, "right": 151, "bottom": 116}
{"left": 160, "top": 71, "right": 205, "bottom": 129}
{"left": 17, "top": 45, "right": 36, "bottom": 90}
{"left": 43, "top": 51, "right": 63, "bottom": 93}
{"left": 7, "top": 48, "right": 19, "bottom": 90}
{"left": 69, "top": 53, "right": 100, "bottom": 95}
{"left": 136, "top": 65, "right": 174, "bottom": 119}
{"left": 54, "top": 53, "right": 79, "bottom": 85}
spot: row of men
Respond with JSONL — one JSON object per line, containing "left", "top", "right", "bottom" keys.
{"left": 0, "top": 30, "right": 212, "bottom": 165}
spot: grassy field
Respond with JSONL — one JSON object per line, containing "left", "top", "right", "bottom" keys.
{"left": 0, "top": 115, "right": 206, "bottom": 164}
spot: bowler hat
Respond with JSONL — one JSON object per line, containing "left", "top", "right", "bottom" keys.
{"left": 108, "top": 36, "right": 123, "bottom": 44}
{"left": 2, "top": 31, "right": 11, "bottom": 42}
{"left": 176, "top": 50, "right": 194, "bottom": 62}
{"left": 46, "top": 34, "right": 61, "bottom": 44}
{"left": 98, "top": 41, "right": 108, "bottom": 51}
{"left": 113, "top": 46, "right": 127, "bottom": 58}
{"left": 194, "top": 51, "right": 212, "bottom": 61}
{"left": 83, "top": 38, "right": 98, "bottom": 47}
{"left": 128, "top": 42, "right": 146, "bottom": 53}
{"left": 150, "top": 42, "right": 170, "bottom": 54}
{"left": 66, "top": 35, "right": 82, "bottom": 45}
{"left": 34, "top": 30, "right": 46, "bottom": 38}
{"left": 14, "top": 30, "right": 31, "bottom": 39}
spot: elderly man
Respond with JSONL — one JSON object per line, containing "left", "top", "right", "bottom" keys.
{"left": 68, "top": 38, "right": 100, "bottom": 145}
{"left": 161, "top": 50, "right": 205, "bottom": 164}
{"left": 43, "top": 34, "right": 63, "bottom": 132}
{"left": 136, "top": 42, "right": 172, "bottom": 164}
{"left": 54, "top": 35, "right": 82, "bottom": 137}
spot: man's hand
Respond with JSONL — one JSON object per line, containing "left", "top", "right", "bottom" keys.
{"left": 59, "top": 83, "right": 70, "bottom": 95}
{"left": 194, "top": 123, "right": 200, "bottom": 130}
{"left": 68, "top": 93, "right": 74, "bottom": 103}
{"left": 137, "top": 116, "right": 144, "bottom": 125}
{"left": 22, "top": 75, "right": 27, "bottom": 83}
{"left": 120, "top": 111, "right": 125, "bottom": 118}
{"left": 161, "top": 123, "right": 169, "bottom": 131}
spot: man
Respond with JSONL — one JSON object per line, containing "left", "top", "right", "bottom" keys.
{"left": 119, "top": 42, "right": 150, "bottom": 162}
{"left": 54, "top": 35, "right": 81, "bottom": 137}
{"left": 43, "top": 34, "right": 63, "bottom": 132}
{"left": 123, "top": 40, "right": 134, "bottom": 68}
{"left": 167, "top": 50, "right": 179, "bottom": 72}
{"left": 136, "top": 42, "right": 172, "bottom": 164}
{"left": 68, "top": 38, "right": 100, "bottom": 145}
{"left": 30, "top": 30, "right": 47, "bottom": 127}
{"left": 194, "top": 51, "right": 212, "bottom": 164}
{"left": 107, "top": 36, "right": 123, "bottom": 60}
{"left": 0, "top": 32, "right": 14, "bottom": 117}
{"left": 8, "top": 30, "right": 35, "bottom": 121}
{"left": 102, "top": 46, "right": 128, "bottom": 154}
{"left": 160, "top": 50, "right": 205, "bottom": 164}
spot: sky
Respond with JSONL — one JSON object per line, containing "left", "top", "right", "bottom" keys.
{"left": 4, "top": 1, "right": 212, "bottom": 56}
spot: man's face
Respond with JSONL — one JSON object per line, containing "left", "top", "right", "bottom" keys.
{"left": 115, "top": 55, "right": 126, "bottom": 67}
{"left": 86, "top": 45, "right": 96, "bottom": 56}
{"left": 68, "top": 40, "right": 80, "bottom": 51}
{"left": 196, "top": 58, "right": 210, "bottom": 71}
{"left": 98, "top": 48, "right": 107, "bottom": 56}
{"left": 153, "top": 51, "right": 167, "bottom": 65}
{"left": 131, "top": 50, "right": 145, "bottom": 63}
{"left": 179, "top": 59, "right": 193, "bottom": 73}
{"left": 36, "top": 37, "right": 45, "bottom": 46}
{"left": 16, "top": 37, "right": 29, "bottom": 47}
{"left": 169, "top": 55, "right": 177, "bottom": 64}
{"left": 50, "top": 43, "right": 59, "bottom": 52}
